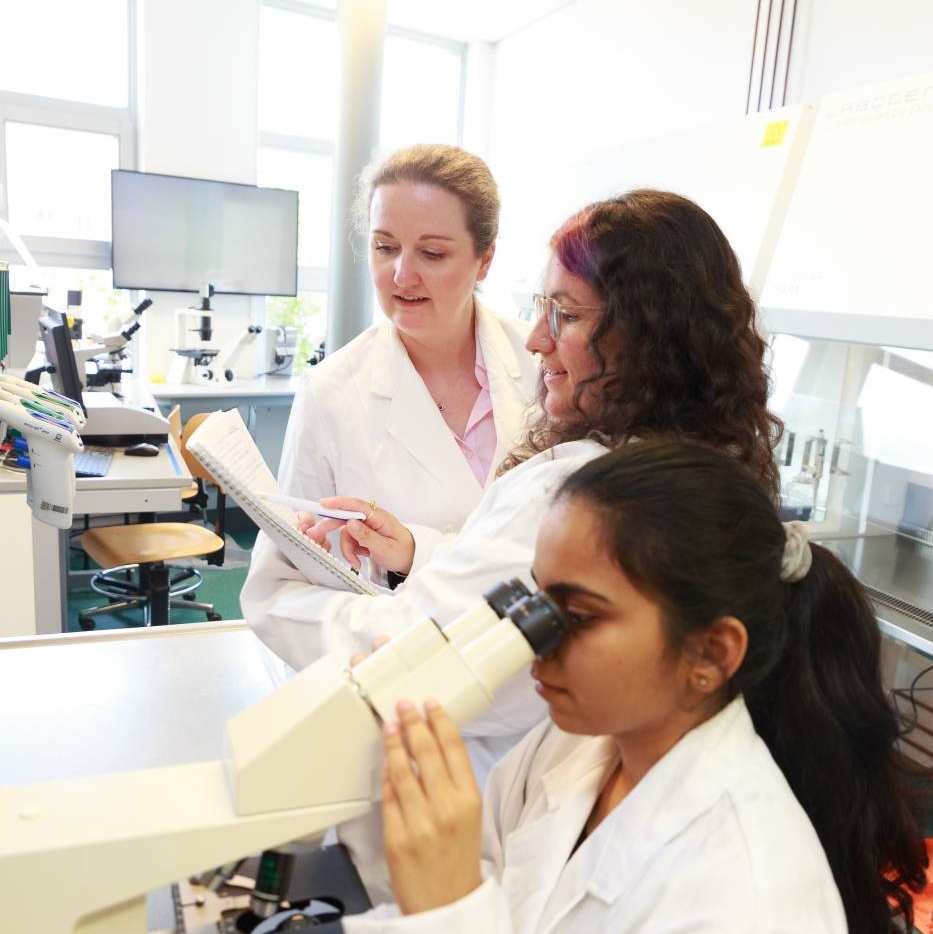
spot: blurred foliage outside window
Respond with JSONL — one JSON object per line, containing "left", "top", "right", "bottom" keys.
{"left": 266, "top": 291, "right": 327, "bottom": 373}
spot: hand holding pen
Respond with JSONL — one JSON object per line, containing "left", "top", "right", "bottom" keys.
{"left": 297, "top": 496, "right": 416, "bottom": 575}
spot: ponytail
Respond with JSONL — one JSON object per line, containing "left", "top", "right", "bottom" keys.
{"left": 558, "top": 441, "right": 929, "bottom": 933}
{"left": 744, "top": 544, "right": 927, "bottom": 933}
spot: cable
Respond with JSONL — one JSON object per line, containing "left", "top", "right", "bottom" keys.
{"left": 757, "top": 0, "right": 775, "bottom": 113}
{"left": 256, "top": 356, "right": 298, "bottom": 378}
{"left": 781, "top": 0, "right": 799, "bottom": 106}
{"left": 890, "top": 660, "right": 933, "bottom": 743}
{"left": 768, "top": 0, "right": 786, "bottom": 110}
{"left": 1, "top": 450, "right": 27, "bottom": 473}
{"left": 745, "top": 0, "right": 764, "bottom": 115}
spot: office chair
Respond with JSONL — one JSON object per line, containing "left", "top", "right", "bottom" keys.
{"left": 77, "top": 412, "right": 227, "bottom": 629}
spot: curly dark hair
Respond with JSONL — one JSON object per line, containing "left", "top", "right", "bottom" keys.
{"left": 501, "top": 190, "right": 783, "bottom": 497}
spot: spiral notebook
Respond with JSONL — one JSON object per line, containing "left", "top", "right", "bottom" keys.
{"left": 186, "top": 408, "right": 377, "bottom": 596}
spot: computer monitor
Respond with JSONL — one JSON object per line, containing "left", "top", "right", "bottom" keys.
{"left": 111, "top": 170, "right": 299, "bottom": 297}
{"left": 38, "top": 309, "right": 86, "bottom": 415}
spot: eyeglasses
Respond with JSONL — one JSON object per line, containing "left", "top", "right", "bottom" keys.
{"left": 532, "top": 293, "right": 602, "bottom": 339}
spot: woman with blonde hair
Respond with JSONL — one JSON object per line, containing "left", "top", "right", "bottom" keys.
{"left": 245, "top": 143, "right": 538, "bottom": 603}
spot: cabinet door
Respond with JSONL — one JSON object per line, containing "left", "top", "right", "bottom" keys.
{"left": 0, "top": 492, "right": 36, "bottom": 636}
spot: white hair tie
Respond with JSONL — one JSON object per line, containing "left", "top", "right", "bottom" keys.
{"left": 780, "top": 521, "right": 812, "bottom": 583}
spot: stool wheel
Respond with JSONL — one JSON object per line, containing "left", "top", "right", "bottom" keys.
{"left": 207, "top": 612, "right": 222, "bottom": 622}
{"left": 79, "top": 616, "right": 96, "bottom": 631}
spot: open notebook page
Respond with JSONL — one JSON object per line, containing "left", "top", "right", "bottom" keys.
{"left": 187, "top": 408, "right": 376, "bottom": 595}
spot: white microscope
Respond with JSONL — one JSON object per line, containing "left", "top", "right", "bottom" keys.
{"left": 187, "top": 323, "right": 298, "bottom": 385}
{"left": 0, "top": 579, "right": 569, "bottom": 932}
{"left": 213, "top": 323, "right": 265, "bottom": 383}
{"left": 82, "top": 298, "right": 153, "bottom": 392}
{"left": 0, "top": 372, "right": 85, "bottom": 529}
{"left": 167, "top": 283, "right": 221, "bottom": 385}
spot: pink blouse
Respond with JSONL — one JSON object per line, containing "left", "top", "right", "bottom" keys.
{"left": 451, "top": 328, "right": 497, "bottom": 486}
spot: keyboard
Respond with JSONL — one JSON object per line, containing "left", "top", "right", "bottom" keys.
{"left": 74, "top": 449, "right": 114, "bottom": 478}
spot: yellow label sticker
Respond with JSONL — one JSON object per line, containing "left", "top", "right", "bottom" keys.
{"left": 762, "top": 120, "right": 789, "bottom": 147}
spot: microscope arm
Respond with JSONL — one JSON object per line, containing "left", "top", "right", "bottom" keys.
{"left": 0, "top": 374, "right": 84, "bottom": 529}
{"left": 86, "top": 299, "right": 153, "bottom": 357}
{"left": 213, "top": 324, "right": 263, "bottom": 382}
{"left": 0, "top": 587, "right": 564, "bottom": 933}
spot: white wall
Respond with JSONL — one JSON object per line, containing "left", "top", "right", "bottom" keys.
{"left": 483, "top": 0, "right": 933, "bottom": 311}
{"left": 136, "top": 0, "right": 260, "bottom": 380}
{"left": 787, "top": 0, "right": 933, "bottom": 102}
{"left": 485, "top": 0, "right": 759, "bottom": 311}
{"left": 491, "top": 0, "right": 757, "bottom": 168}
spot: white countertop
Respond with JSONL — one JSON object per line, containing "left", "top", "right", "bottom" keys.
{"left": 0, "top": 621, "right": 288, "bottom": 786}
{"left": 0, "top": 434, "right": 190, "bottom": 495}
{"left": 149, "top": 375, "right": 303, "bottom": 400}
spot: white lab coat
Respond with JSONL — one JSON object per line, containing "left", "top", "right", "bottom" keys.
{"left": 238, "top": 299, "right": 584, "bottom": 900}
{"left": 242, "top": 300, "right": 538, "bottom": 601}
{"left": 243, "top": 438, "right": 610, "bottom": 899}
{"left": 345, "top": 696, "right": 848, "bottom": 934}
{"left": 242, "top": 438, "right": 606, "bottom": 724}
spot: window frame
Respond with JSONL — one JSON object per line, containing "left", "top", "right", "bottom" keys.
{"left": 0, "top": 0, "right": 138, "bottom": 271}
{"left": 258, "top": 0, "right": 467, "bottom": 296}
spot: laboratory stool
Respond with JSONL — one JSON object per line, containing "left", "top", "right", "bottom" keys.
{"left": 168, "top": 404, "right": 206, "bottom": 513}
{"left": 78, "top": 522, "right": 225, "bottom": 628}
{"left": 78, "top": 410, "right": 229, "bottom": 629}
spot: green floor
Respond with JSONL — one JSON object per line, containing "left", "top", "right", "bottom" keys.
{"left": 66, "top": 523, "right": 258, "bottom": 632}
{"left": 66, "top": 565, "right": 250, "bottom": 632}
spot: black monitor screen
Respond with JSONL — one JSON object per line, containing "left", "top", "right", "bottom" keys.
{"left": 39, "top": 309, "right": 86, "bottom": 415}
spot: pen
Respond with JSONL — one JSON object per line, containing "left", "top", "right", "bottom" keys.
{"left": 260, "top": 492, "right": 367, "bottom": 521}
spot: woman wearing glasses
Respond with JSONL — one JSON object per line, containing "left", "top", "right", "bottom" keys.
{"left": 242, "top": 188, "right": 781, "bottom": 894}
{"left": 244, "top": 143, "right": 538, "bottom": 601}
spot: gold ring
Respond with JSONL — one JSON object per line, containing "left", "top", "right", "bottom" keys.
{"left": 367, "top": 499, "right": 377, "bottom": 520}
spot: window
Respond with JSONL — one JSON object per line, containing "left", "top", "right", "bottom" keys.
{"left": 9, "top": 265, "right": 132, "bottom": 337}
{"left": 264, "top": 291, "right": 327, "bottom": 374}
{"left": 0, "top": 0, "right": 129, "bottom": 108}
{"left": 258, "top": 2, "right": 466, "bottom": 344}
{"left": 6, "top": 123, "right": 119, "bottom": 241}
{"left": 380, "top": 34, "right": 464, "bottom": 151}
{"left": 258, "top": 146, "right": 333, "bottom": 270}
{"left": 7, "top": 265, "right": 132, "bottom": 352}
{"left": 258, "top": 7, "right": 338, "bottom": 140}
{"left": 0, "top": 0, "right": 136, "bottom": 337}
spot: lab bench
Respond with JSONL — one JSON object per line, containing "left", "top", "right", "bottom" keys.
{"left": 150, "top": 375, "right": 303, "bottom": 479}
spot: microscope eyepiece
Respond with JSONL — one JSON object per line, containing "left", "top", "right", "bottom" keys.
{"left": 482, "top": 578, "right": 531, "bottom": 618}
{"left": 505, "top": 592, "right": 569, "bottom": 658}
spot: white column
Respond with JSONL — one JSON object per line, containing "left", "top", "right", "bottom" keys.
{"left": 326, "top": 0, "right": 386, "bottom": 353}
